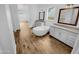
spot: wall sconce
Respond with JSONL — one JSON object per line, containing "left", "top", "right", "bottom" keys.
{"left": 65, "top": 4, "right": 74, "bottom": 8}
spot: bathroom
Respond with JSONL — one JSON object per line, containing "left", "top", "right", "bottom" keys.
{"left": 15, "top": 4, "right": 79, "bottom": 54}
{"left": 0, "top": 4, "right": 79, "bottom": 54}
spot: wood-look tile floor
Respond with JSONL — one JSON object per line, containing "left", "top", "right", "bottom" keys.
{"left": 14, "top": 21, "right": 72, "bottom": 54}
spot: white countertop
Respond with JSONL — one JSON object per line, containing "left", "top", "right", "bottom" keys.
{"left": 50, "top": 23, "right": 79, "bottom": 34}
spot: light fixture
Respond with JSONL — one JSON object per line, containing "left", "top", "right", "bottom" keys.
{"left": 65, "top": 4, "right": 74, "bottom": 8}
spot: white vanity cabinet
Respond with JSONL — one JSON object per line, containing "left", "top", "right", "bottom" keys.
{"left": 50, "top": 25, "right": 78, "bottom": 47}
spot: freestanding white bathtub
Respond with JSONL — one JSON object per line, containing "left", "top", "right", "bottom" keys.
{"left": 32, "top": 26, "right": 50, "bottom": 36}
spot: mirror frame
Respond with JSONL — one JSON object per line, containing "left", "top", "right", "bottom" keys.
{"left": 58, "top": 7, "right": 79, "bottom": 26}
{"left": 39, "top": 11, "right": 45, "bottom": 20}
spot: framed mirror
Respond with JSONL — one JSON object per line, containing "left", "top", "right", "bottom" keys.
{"left": 58, "top": 7, "right": 79, "bottom": 26}
{"left": 39, "top": 11, "right": 45, "bottom": 20}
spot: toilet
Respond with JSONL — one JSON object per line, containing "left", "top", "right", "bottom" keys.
{"left": 32, "top": 26, "right": 50, "bottom": 36}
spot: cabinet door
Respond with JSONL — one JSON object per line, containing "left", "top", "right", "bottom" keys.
{"left": 71, "top": 35, "right": 79, "bottom": 54}
{"left": 60, "top": 29, "right": 68, "bottom": 43}
{"left": 66, "top": 32, "right": 78, "bottom": 47}
{"left": 54, "top": 28, "right": 62, "bottom": 39}
{"left": 50, "top": 26, "right": 55, "bottom": 37}
{"left": 60, "top": 30, "right": 77, "bottom": 47}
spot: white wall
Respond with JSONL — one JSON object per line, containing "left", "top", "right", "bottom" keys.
{"left": 17, "top": 4, "right": 39, "bottom": 27}
{"left": 17, "top": 5, "right": 30, "bottom": 22}
{"left": 37, "top": 4, "right": 79, "bottom": 28}
{"left": 28, "top": 5, "right": 39, "bottom": 27}
{"left": 17, "top": 4, "right": 79, "bottom": 28}
{"left": 9, "top": 4, "right": 20, "bottom": 32}
{"left": 37, "top": 4, "right": 65, "bottom": 22}
{"left": 18, "top": 4, "right": 66, "bottom": 27}
{"left": 0, "top": 5, "right": 16, "bottom": 53}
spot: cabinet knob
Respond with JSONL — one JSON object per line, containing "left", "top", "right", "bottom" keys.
{"left": 59, "top": 32, "right": 61, "bottom": 35}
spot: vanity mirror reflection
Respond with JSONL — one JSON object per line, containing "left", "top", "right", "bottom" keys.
{"left": 58, "top": 7, "right": 79, "bottom": 26}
